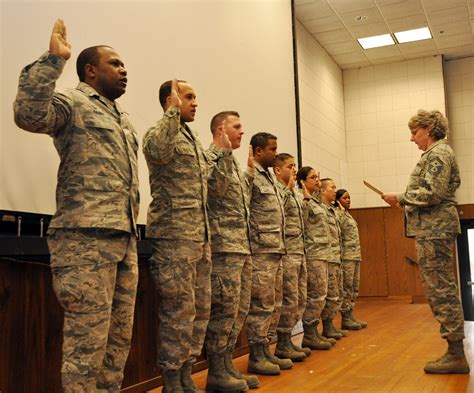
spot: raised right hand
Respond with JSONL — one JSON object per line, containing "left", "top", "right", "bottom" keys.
{"left": 49, "top": 19, "right": 71, "bottom": 60}
{"left": 169, "top": 79, "right": 182, "bottom": 109}
{"left": 301, "top": 180, "right": 311, "bottom": 199}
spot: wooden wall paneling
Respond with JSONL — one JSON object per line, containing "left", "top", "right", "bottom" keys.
{"left": 350, "top": 208, "right": 388, "bottom": 297}
{"left": 458, "top": 204, "right": 474, "bottom": 220}
{"left": 383, "top": 208, "right": 423, "bottom": 297}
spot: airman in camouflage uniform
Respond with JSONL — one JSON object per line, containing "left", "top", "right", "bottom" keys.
{"left": 336, "top": 189, "right": 367, "bottom": 330}
{"left": 383, "top": 109, "right": 469, "bottom": 374}
{"left": 143, "top": 80, "right": 233, "bottom": 392}
{"left": 246, "top": 132, "right": 290, "bottom": 376}
{"left": 296, "top": 168, "right": 333, "bottom": 351}
{"left": 268, "top": 153, "right": 308, "bottom": 362}
{"left": 320, "top": 178, "right": 347, "bottom": 340}
{"left": 14, "top": 20, "right": 139, "bottom": 392}
{"left": 204, "top": 111, "right": 258, "bottom": 391}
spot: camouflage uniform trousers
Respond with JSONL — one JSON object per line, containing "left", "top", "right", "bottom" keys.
{"left": 149, "top": 239, "right": 211, "bottom": 370}
{"left": 205, "top": 253, "right": 252, "bottom": 354}
{"left": 227, "top": 254, "right": 253, "bottom": 351}
{"left": 415, "top": 236, "right": 465, "bottom": 342}
{"left": 246, "top": 253, "right": 283, "bottom": 344}
{"left": 340, "top": 259, "right": 361, "bottom": 313}
{"left": 268, "top": 254, "right": 307, "bottom": 336}
{"left": 48, "top": 228, "right": 138, "bottom": 393}
{"left": 321, "top": 262, "right": 343, "bottom": 320}
{"left": 302, "top": 258, "right": 328, "bottom": 325}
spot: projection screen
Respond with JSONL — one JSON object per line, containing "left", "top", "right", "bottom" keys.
{"left": 1, "top": 0, "right": 298, "bottom": 224}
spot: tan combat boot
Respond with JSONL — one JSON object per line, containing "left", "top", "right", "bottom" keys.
{"left": 291, "top": 340, "right": 311, "bottom": 356}
{"left": 206, "top": 353, "right": 248, "bottom": 392}
{"left": 350, "top": 309, "right": 368, "bottom": 328}
{"left": 424, "top": 341, "right": 470, "bottom": 374}
{"left": 302, "top": 323, "right": 331, "bottom": 350}
{"left": 322, "top": 318, "right": 342, "bottom": 340}
{"left": 248, "top": 343, "right": 281, "bottom": 375}
{"left": 181, "top": 360, "right": 204, "bottom": 393}
{"left": 341, "top": 310, "right": 362, "bottom": 330}
{"left": 263, "top": 341, "right": 293, "bottom": 370}
{"left": 224, "top": 349, "right": 261, "bottom": 389}
{"left": 162, "top": 368, "right": 184, "bottom": 393}
{"left": 275, "top": 332, "right": 307, "bottom": 362}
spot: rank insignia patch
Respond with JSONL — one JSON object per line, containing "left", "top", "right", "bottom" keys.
{"left": 428, "top": 157, "right": 444, "bottom": 175}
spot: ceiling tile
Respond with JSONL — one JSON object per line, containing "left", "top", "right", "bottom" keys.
{"left": 324, "top": 40, "right": 362, "bottom": 55}
{"left": 421, "top": 0, "right": 467, "bottom": 12}
{"left": 427, "top": 5, "right": 470, "bottom": 25}
{"left": 435, "top": 34, "right": 474, "bottom": 50}
{"left": 314, "top": 28, "right": 354, "bottom": 45}
{"left": 349, "top": 22, "right": 391, "bottom": 38}
{"left": 327, "top": 0, "right": 378, "bottom": 14}
{"left": 303, "top": 15, "right": 345, "bottom": 33}
{"left": 364, "top": 45, "right": 402, "bottom": 59}
{"left": 295, "top": 1, "right": 335, "bottom": 21}
{"left": 431, "top": 21, "right": 473, "bottom": 37}
{"left": 333, "top": 51, "right": 369, "bottom": 64}
{"left": 403, "top": 51, "right": 440, "bottom": 59}
{"left": 340, "top": 60, "right": 373, "bottom": 69}
{"left": 338, "top": 7, "right": 385, "bottom": 27}
{"left": 378, "top": 0, "right": 424, "bottom": 19}
{"left": 386, "top": 14, "right": 428, "bottom": 32}
{"left": 375, "top": 0, "right": 407, "bottom": 5}
{"left": 398, "top": 39, "right": 437, "bottom": 55}
{"left": 441, "top": 44, "right": 474, "bottom": 59}
{"left": 370, "top": 55, "right": 406, "bottom": 64}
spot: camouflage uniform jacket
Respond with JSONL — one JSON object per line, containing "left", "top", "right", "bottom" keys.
{"left": 302, "top": 193, "right": 331, "bottom": 260}
{"left": 336, "top": 208, "right": 361, "bottom": 261}
{"left": 323, "top": 203, "right": 342, "bottom": 264}
{"left": 397, "top": 139, "right": 461, "bottom": 239}
{"left": 207, "top": 149, "right": 252, "bottom": 254}
{"left": 249, "top": 162, "right": 286, "bottom": 254}
{"left": 143, "top": 108, "right": 232, "bottom": 241}
{"left": 13, "top": 52, "right": 139, "bottom": 234}
{"left": 276, "top": 181, "right": 305, "bottom": 255}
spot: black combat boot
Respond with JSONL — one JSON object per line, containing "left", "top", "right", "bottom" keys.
{"left": 275, "top": 332, "right": 307, "bottom": 361}
{"left": 224, "top": 349, "right": 261, "bottom": 389}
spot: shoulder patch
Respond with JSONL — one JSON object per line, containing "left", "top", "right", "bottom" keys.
{"left": 428, "top": 157, "right": 444, "bottom": 175}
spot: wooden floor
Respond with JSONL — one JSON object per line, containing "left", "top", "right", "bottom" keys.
{"left": 149, "top": 299, "right": 473, "bottom": 393}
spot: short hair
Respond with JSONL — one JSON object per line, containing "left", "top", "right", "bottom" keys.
{"left": 76, "top": 45, "right": 111, "bottom": 82}
{"left": 210, "top": 111, "right": 240, "bottom": 134}
{"left": 408, "top": 109, "right": 448, "bottom": 141}
{"left": 274, "top": 153, "right": 294, "bottom": 168}
{"left": 296, "top": 166, "right": 314, "bottom": 189}
{"left": 336, "top": 189, "right": 348, "bottom": 202}
{"left": 250, "top": 132, "right": 277, "bottom": 153}
{"left": 320, "top": 178, "right": 333, "bottom": 190}
{"left": 159, "top": 79, "right": 187, "bottom": 109}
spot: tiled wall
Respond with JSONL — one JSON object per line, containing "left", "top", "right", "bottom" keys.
{"left": 342, "top": 57, "right": 446, "bottom": 207}
{"left": 296, "top": 20, "right": 347, "bottom": 188}
{"left": 445, "top": 57, "right": 474, "bottom": 205}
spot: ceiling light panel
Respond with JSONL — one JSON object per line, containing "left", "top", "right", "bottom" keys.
{"left": 357, "top": 33, "right": 395, "bottom": 49}
{"left": 394, "top": 27, "right": 432, "bottom": 43}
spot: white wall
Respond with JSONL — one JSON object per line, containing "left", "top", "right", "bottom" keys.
{"left": 295, "top": 20, "right": 347, "bottom": 189}
{"left": 445, "top": 56, "right": 474, "bottom": 205}
{"left": 343, "top": 57, "right": 446, "bottom": 208}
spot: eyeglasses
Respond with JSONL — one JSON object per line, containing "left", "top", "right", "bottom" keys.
{"left": 307, "top": 175, "right": 319, "bottom": 180}
{"left": 411, "top": 127, "right": 424, "bottom": 136}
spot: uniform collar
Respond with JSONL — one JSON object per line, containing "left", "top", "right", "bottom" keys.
{"left": 422, "top": 139, "right": 446, "bottom": 155}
